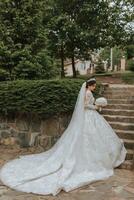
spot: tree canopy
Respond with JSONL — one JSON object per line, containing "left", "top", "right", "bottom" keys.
{"left": 0, "top": 0, "right": 133, "bottom": 79}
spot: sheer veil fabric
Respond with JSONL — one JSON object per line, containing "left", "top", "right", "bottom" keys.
{"left": 0, "top": 82, "right": 127, "bottom": 196}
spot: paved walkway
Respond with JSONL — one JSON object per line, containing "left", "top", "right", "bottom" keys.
{"left": 0, "top": 145, "right": 134, "bottom": 200}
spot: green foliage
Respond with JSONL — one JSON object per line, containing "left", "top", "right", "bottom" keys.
{"left": 99, "top": 47, "right": 110, "bottom": 65}
{"left": 13, "top": 50, "right": 60, "bottom": 80}
{"left": 121, "top": 72, "right": 134, "bottom": 84}
{"left": 127, "top": 59, "right": 134, "bottom": 72}
{"left": 0, "top": 0, "right": 133, "bottom": 79}
{"left": 99, "top": 46, "right": 124, "bottom": 69}
{"left": 112, "top": 46, "right": 123, "bottom": 67}
{"left": 0, "top": 69, "right": 9, "bottom": 81}
{"left": 125, "top": 45, "right": 134, "bottom": 59}
{"left": 46, "top": 0, "right": 133, "bottom": 77}
{"left": 95, "top": 59, "right": 105, "bottom": 74}
{"left": 0, "top": 79, "right": 101, "bottom": 118}
{"left": 0, "top": 0, "right": 58, "bottom": 80}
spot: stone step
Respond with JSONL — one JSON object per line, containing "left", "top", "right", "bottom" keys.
{"left": 104, "top": 94, "right": 134, "bottom": 99}
{"left": 103, "top": 85, "right": 134, "bottom": 170}
{"left": 104, "top": 87, "right": 134, "bottom": 91}
{"left": 106, "top": 104, "right": 134, "bottom": 110}
{"left": 108, "top": 99, "right": 134, "bottom": 104}
{"left": 101, "top": 109, "right": 134, "bottom": 116}
{"left": 104, "top": 93, "right": 134, "bottom": 97}
{"left": 117, "top": 160, "right": 133, "bottom": 170}
{"left": 105, "top": 87, "right": 134, "bottom": 92}
{"left": 105, "top": 87, "right": 134, "bottom": 90}
{"left": 114, "top": 129, "right": 134, "bottom": 140}
{"left": 103, "top": 115, "right": 134, "bottom": 123}
{"left": 123, "top": 138, "right": 134, "bottom": 150}
{"left": 103, "top": 90, "right": 134, "bottom": 94}
{"left": 104, "top": 92, "right": 134, "bottom": 97}
{"left": 126, "top": 149, "right": 134, "bottom": 160}
{"left": 109, "top": 121, "right": 134, "bottom": 131}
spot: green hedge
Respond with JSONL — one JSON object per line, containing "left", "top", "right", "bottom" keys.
{"left": 121, "top": 72, "right": 134, "bottom": 84}
{"left": 128, "top": 59, "right": 134, "bottom": 72}
{"left": 0, "top": 79, "right": 101, "bottom": 118}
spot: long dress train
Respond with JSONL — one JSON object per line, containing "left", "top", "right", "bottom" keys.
{"left": 0, "top": 82, "right": 127, "bottom": 196}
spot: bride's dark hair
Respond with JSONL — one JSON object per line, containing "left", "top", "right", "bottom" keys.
{"left": 86, "top": 77, "right": 96, "bottom": 88}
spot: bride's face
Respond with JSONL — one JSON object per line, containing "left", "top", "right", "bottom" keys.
{"left": 88, "top": 83, "right": 96, "bottom": 91}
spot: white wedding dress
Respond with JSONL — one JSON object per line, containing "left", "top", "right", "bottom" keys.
{"left": 0, "top": 82, "right": 127, "bottom": 196}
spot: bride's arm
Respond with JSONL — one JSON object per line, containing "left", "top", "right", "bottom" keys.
{"left": 84, "top": 91, "right": 98, "bottom": 110}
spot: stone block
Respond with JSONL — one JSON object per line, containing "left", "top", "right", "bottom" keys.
{"left": 0, "top": 137, "right": 16, "bottom": 146}
{"left": 16, "top": 116, "right": 30, "bottom": 131}
{"left": 36, "top": 135, "right": 52, "bottom": 150}
{"left": 41, "top": 117, "right": 59, "bottom": 136}
{"left": 27, "top": 131, "right": 41, "bottom": 146}
{"left": 18, "top": 131, "right": 29, "bottom": 147}
{"left": 29, "top": 115, "right": 41, "bottom": 132}
{"left": 0, "top": 130, "right": 11, "bottom": 138}
{"left": 59, "top": 114, "right": 69, "bottom": 134}
{"left": 10, "top": 127, "right": 19, "bottom": 137}
{"left": 51, "top": 135, "right": 61, "bottom": 146}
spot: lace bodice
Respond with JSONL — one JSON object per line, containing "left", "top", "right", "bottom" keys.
{"left": 84, "top": 90, "right": 96, "bottom": 110}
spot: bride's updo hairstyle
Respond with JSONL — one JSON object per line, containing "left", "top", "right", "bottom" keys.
{"left": 86, "top": 77, "right": 96, "bottom": 88}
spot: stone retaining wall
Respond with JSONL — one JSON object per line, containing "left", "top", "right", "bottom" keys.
{"left": 0, "top": 112, "right": 72, "bottom": 150}
{"left": 0, "top": 84, "right": 107, "bottom": 150}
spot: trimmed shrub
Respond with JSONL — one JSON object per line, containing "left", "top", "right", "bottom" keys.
{"left": 128, "top": 59, "right": 134, "bottom": 72}
{"left": 0, "top": 79, "right": 101, "bottom": 118}
{"left": 121, "top": 72, "right": 134, "bottom": 84}
{"left": 0, "top": 69, "right": 9, "bottom": 81}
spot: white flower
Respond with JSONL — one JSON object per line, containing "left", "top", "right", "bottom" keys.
{"left": 95, "top": 97, "right": 107, "bottom": 107}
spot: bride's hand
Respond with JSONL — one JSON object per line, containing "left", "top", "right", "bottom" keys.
{"left": 95, "top": 105, "right": 102, "bottom": 111}
{"left": 95, "top": 105, "right": 99, "bottom": 110}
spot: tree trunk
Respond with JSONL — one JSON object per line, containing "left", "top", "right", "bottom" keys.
{"left": 71, "top": 54, "right": 76, "bottom": 78}
{"left": 60, "top": 43, "right": 65, "bottom": 78}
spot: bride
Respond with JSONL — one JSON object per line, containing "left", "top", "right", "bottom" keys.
{"left": 0, "top": 77, "right": 127, "bottom": 196}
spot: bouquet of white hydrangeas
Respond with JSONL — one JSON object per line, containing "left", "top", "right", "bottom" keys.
{"left": 95, "top": 97, "right": 107, "bottom": 111}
